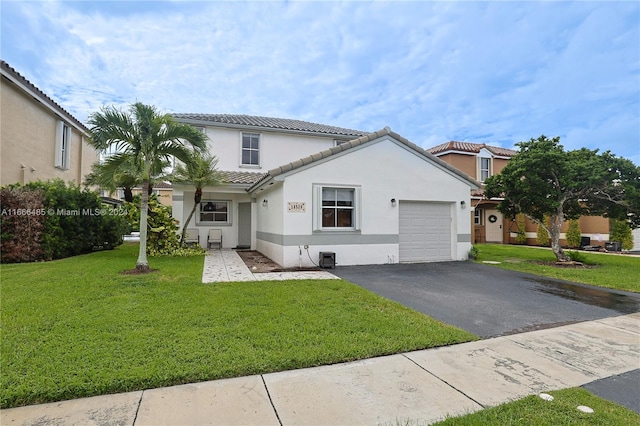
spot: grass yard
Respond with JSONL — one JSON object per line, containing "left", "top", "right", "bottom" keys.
{"left": 0, "top": 243, "right": 477, "bottom": 409}
{"left": 433, "top": 388, "right": 640, "bottom": 425}
{"left": 474, "top": 244, "right": 640, "bottom": 293}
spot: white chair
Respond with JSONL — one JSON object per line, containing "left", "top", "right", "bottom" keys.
{"left": 207, "top": 229, "right": 223, "bottom": 249}
{"left": 183, "top": 228, "right": 199, "bottom": 246}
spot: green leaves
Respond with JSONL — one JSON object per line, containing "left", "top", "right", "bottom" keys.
{"left": 484, "top": 135, "right": 639, "bottom": 261}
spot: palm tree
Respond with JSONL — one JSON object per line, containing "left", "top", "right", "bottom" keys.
{"left": 85, "top": 152, "right": 171, "bottom": 202}
{"left": 87, "top": 103, "right": 206, "bottom": 272}
{"left": 169, "top": 151, "right": 223, "bottom": 245}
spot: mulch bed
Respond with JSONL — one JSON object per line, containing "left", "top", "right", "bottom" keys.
{"left": 236, "top": 250, "right": 322, "bottom": 273}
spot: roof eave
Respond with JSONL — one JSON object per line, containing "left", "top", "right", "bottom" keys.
{"left": 172, "top": 116, "right": 364, "bottom": 140}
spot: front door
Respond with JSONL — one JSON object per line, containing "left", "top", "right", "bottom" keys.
{"left": 485, "top": 208, "right": 503, "bottom": 243}
{"left": 238, "top": 202, "right": 251, "bottom": 248}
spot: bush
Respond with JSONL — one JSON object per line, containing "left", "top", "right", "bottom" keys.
{"left": 566, "top": 250, "right": 588, "bottom": 263}
{"left": 536, "top": 216, "right": 550, "bottom": 247}
{"left": 124, "top": 195, "right": 204, "bottom": 256}
{"left": 0, "top": 187, "right": 46, "bottom": 262}
{"left": 610, "top": 220, "right": 634, "bottom": 251}
{"left": 1, "top": 180, "right": 128, "bottom": 263}
{"left": 566, "top": 219, "right": 582, "bottom": 248}
{"left": 515, "top": 214, "right": 527, "bottom": 244}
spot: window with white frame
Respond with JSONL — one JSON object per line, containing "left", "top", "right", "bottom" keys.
{"left": 322, "top": 187, "right": 355, "bottom": 228}
{"left": 474, "top": 208, "right": 483, "bottom": 225}
{"left": 55, "top": 121, "right": 71, "bottom": 169}
{"left": 312, "top": 185, "right": 361, "bottom": 231}
{"left": 241, "top": 133, "right": 260, "bottom": 166}
{"left": 480, "top": 157, "right": 491, "bottom": 182}
{"left": 198, "top": 201, "right": 231, "bottom": 224}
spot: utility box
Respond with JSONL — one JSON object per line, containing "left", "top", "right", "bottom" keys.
{"left": 319, "top": 252, "right": 336, "bottom": 269}
{"left": 580, "top": 236, "right": 591, "bottom": 249}
{"left": 605, "top": 241, "right": 621, "bottom": 252}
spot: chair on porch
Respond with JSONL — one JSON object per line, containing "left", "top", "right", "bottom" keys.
{"left": 183, "top": 228, "right": 199, "bottom": 247}
{"left": 207, "top": 229, "right": 223, "bottom": 249}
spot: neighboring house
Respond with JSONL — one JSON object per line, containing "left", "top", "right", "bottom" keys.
{"left": 0, "top": 60, "right": 97, "bottom": 187}
{"left": 427, "top": 141, "right": 611, "bottom": 246}
{"left": 131, "top": 182, "right": 173, "bottom": 207}
{"left": 171, "top": 114, "right": 478, "bottom": 267}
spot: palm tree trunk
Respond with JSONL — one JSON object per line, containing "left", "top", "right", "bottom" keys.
{"left": 181, "top": 203, "right": 198, "bottom": 246}
{"left": 136, "top": 180, "right": 150, "bottom": 271}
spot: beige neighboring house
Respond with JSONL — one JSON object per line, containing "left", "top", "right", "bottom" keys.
{"left": 0, "top": 60, "right": 97, "bottom": 187}
{"left": 427, "top": 141, "right": 611, "bottom": 247}
{"left": 131, "top": 181, "right": 173, "bottom": 207}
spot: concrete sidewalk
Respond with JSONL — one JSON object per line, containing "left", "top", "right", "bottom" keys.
{"left": 2, "top": 313, "right": 638, "bottom": 425}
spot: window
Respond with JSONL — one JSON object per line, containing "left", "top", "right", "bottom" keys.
{"left": 322, "top": 188, "right": 355, "bottom": 228}
{"left": 55, "top": 121, "right": 71, "bottom": 169}
{"left": 241, "top": 133, "right": 260, "bottom": 166}
{"left": 198, "top": 201, "right": 230, "bottom": 224}
{"left": 480, "top": 157, "right": 491, "bottom": 182}
{"left": 474, "top": 208, "right": 483, "bottom": 225}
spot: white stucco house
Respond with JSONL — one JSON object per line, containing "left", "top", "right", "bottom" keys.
{"left": 171, "top": 114, "right": 479, "bottom": 268}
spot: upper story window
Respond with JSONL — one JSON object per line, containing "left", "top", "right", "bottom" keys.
{"left": 241, "top": 133, "right": 260, "bottom": 166}
{"left": 55, "top": 121, "right": 71, "bottom": 170}
{"left": 480, "top": 157, "right": 491, "bottom": 182}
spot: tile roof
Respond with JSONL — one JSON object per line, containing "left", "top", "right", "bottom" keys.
{"left": 218, "top": 170, "right": 266, "bottom": 185}
{"left": 248, "top": 127, "right": 480, "bottom": 192}
{"left": 427, "top": 141, "right": 518, "bottom": 157}
{"left": 171, "top": 113, "right": 366, "bottom": 137}
{"left": 1, "top": 60, "right": 89, "bottom": 133}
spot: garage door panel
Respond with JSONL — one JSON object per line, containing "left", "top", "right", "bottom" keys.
{"left": 399, "top": 202, "right": 452, "bottom": 262}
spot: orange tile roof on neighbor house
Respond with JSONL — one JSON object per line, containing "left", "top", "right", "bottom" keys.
{"left": 427, "top": 141, "right": 518, "bottom": 158}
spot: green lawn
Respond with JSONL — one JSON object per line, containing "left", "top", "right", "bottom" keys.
{"left": 474, "top": 244, "right": 640, "bottom": 293}
{"left": 434, "top": 388, "right": 640, "bottom": 425}
{"left": 0, "top": 243, "right": 477, "bottom": 409}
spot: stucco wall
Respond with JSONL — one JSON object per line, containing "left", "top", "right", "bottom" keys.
{"left": 254, "top": 136, "right": 473, "bottom": 267}
{"left": 202, "top": 126, "right": 338, "bottom": 172}
{"left": 1, "top": 78, "right": 97, "bottom": 186}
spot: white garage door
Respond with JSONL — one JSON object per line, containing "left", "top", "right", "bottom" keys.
{"left": 399, "top": 201, "right": 452, "bottom": 262}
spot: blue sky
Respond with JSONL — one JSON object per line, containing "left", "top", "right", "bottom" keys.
{"left": 2, "top": 1, "right": 639, "bottom": 164}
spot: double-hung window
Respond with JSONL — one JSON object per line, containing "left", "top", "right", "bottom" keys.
{"left": 479, "top": 157, "right": 491, "bottom": 182}
{"left": 55, "top": 121, "right": 71, "bottom": 170}
{"left": 241, "top": 133, "right": 260, "bottom": 166}
{"left": 313, "top": 185, "right": 361, "bottom": 231}
{"left": 322, "top": 188, "right": 354, "bottom": 228}
{"left": 198, "top": 201, "right": 231, "bottom": 225}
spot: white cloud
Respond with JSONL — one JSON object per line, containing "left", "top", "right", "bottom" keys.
{"left": 1, "top": 0, "right": 637, "bottom": 163}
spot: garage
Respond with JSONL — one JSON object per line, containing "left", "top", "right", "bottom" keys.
{"left": 399, "top": 201, "right": 452, "bottom": 262}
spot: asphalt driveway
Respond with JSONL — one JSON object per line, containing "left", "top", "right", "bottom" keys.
{"left": 332, "top": 261, "right": 640, "bottom": 338}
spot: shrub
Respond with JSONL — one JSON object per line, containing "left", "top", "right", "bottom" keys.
{"left": 124, "top": 195, "right": 204, "bottom": 256}
{"left": 0, "top": 187, "right": 46, "bottom": 262}
{"left": 1, "top": 180, "right": 128, "bottom": 263}
{"left": 514, "top": 213, "right": 527, "bottom": 244}
{"left": 565, "top": 219, "right": 582, "bottom": 248}
{"left": 536, "top": 216, "right": 550, "bottom": 247}
{"left": 610, "top": 220, "right": 634, "bottom": 251}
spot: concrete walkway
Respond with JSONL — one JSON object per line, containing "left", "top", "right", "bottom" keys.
{"left": 202, "top": 249, "right": 339, "bottom": 283}
{"left": 2, "top": 313, "right": 638, "bottom": 425}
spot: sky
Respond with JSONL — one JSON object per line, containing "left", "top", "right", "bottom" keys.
{"left": 2, "top": 0, "right": 639, "bottom": 164}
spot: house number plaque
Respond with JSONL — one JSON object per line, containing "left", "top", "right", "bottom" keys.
{"left": 287, "top": 202, "right": 306, "bottom": 213}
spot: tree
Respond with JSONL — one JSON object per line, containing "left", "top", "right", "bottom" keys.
{"left": 485, "top": 135, "right": 640, "bottom": 262}
{"left": 87, "top": 103, "right": 206, "bottom": 272}
{"left": 565, "top": 219, "right": 582, "bottom": 249}
{"left": 610, "top": 220, "right": 633, "bottom": 251}
{"left": 85, "top": 151, "right": 170, "bottom": 202}
{"left": 169, "top": 151, "right": 222, "bottom": 245}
